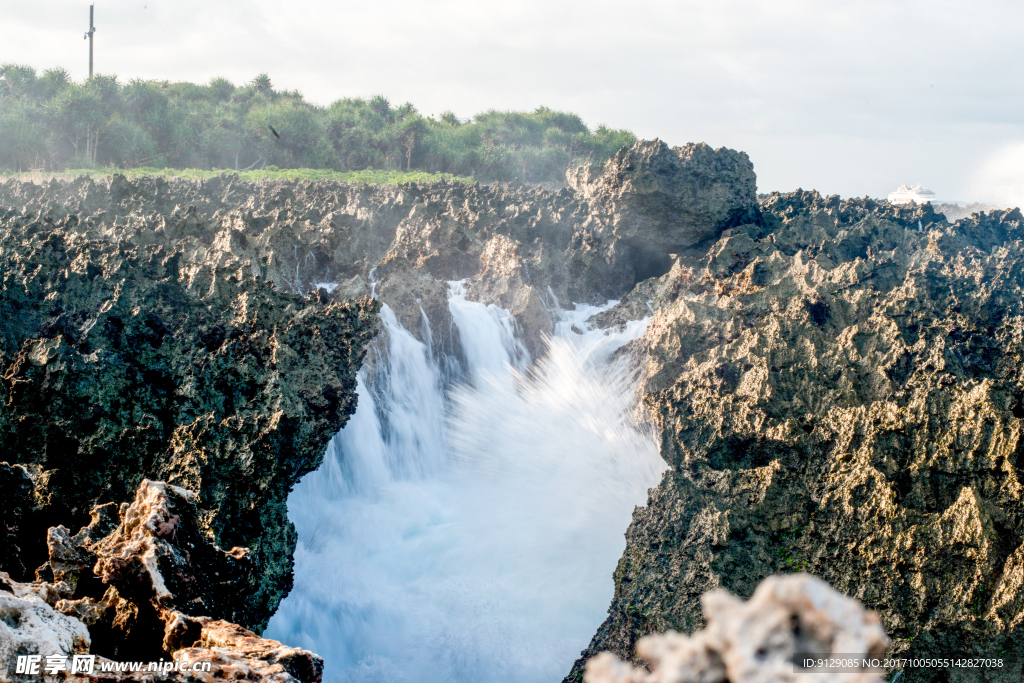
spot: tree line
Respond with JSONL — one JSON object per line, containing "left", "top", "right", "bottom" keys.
{"left": 0, "top": 65, "right": 636, "bottom": 183}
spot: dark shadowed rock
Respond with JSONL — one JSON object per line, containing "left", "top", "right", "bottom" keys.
{"left": 0, "top": 183, "right": 380, "bottom": 631}
{"left": 1, "top": 462, "right": 40, "bottom": 579}
{"left": 568, "top": 140, "right": 759, "bottom": 264}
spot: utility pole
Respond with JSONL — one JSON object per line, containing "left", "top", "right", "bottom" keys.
{"left": 84, "top": 4, "right": 97, "bottom": 165}
{"left": 84, "top": 4, "right": 96, "bottom": 78}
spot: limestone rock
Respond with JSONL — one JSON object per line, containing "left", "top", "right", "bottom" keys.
{"left": 0, "top": 179, "right": 380, "bottom": 630}
{"left": 584, "top": 574, "right": 888, "bottom": 683}
{"left": 0, "top": 573, "right": 90, "bottom": 683}
{"left": 171, "top": 619, "right": 323, "bottom": 683}
{"left": 568, "top": 140, "right": 759, "bottom": 258}
{"left": 569, "top": 192, "right": 1024, "bottom": 681}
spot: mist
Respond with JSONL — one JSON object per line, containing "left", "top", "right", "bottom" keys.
{"left": 968, "top": 141, "right": 1024, "bottom": 209}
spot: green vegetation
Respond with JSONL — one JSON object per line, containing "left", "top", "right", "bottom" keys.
{"left": 0, "top": 65, "right": 635, "bottom": 183}
{"left": 773, "top": 526, "right": 808, "bottom": 572}
{"left": 1, "top": 166, "right": 473, "bottom": 186}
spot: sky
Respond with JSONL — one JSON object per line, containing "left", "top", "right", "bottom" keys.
{"left": 2, "top": 0, "right": 1023, "bottom": 204}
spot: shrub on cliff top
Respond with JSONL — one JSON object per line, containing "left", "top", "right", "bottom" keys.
{"left": 0, "top": 64, "right": 636, "bottom": 183}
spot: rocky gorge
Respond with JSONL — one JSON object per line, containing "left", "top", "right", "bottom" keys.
{"left": 1, "top": 138, "right": 1023, "bottom": 681}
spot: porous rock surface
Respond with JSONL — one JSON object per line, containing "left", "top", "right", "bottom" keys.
{"left": 0, "top": 573, "right": 91, "bottom": 683}
{"left": 0, "top": 170, "right": 385, "bottom": 633}
{"left": 569, "top": 193, "right": 1024, "bottom": 681}
{"left": 0, "top": 140, "right": 755, "bottom": 676}
{"left": 0, "top": 139, "right": 755, "bottom": 363}
{"left": 584, "top": 574, "right": 888, "bottom": 683}
{"left": 1, "top": 478, "right": 322, "bottom": 682}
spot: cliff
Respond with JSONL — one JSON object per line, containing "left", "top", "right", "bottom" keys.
{"left": 7, "top": 139, "right": 1021, "bottom": 683}
{"left": 0, "top": 140, "right": 757, "bottom": 676}
{"left": 0, "top": 183, "right": 380, "bottom": 634}
{"left": 569, "top": 192, "right": 1024, "bottom": 681}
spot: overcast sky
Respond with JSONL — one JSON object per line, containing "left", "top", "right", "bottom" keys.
{"left": 3, "top": 0, "right": 1023, "bottom": 204}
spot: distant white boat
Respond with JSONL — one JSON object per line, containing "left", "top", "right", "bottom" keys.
{"left": 888, "top": 183, "right": 936, "bottom": 205}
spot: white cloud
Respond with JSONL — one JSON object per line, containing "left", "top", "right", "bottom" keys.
{"left": 2, "top": 0, "right": 1023, "bottom": 199}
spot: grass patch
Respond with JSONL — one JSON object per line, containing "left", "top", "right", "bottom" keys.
{"left": 1, "top": 166, "right": 474, "bottom": 186}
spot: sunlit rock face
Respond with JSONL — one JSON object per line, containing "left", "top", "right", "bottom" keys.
{"left": 0, "top": 479, "right": 323, "bottom": 683}
{"left": 568, "top": 192, "right": 1024, "bottom": 681}
{"left": 0, "top": 574, "right": 91, "bottom": 683}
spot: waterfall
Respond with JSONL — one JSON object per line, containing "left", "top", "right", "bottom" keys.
{"left": 265, "top": 286, "right": 665, "bottom": 683}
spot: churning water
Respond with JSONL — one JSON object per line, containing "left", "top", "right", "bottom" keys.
{"left": 265, "top": 283, "right": 665, "bottom": 683}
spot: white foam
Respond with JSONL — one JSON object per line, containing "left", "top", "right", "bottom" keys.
{"left": 266, "top": 294, "right": 664, "bottom": 683}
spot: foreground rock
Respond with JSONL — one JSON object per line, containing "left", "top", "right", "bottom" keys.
{"left": 0, "top": 575, "right": 90, "bottom": 682}
{"left": 584, "top": 574, "right": 888, "bottom": 683}
{"left": 59, "top": 479, "right": 255, "bottom": 659}
{"left": 570, "top": 193, "right": 1024, "bottom": 681}
{"left": 170, "top": 620, "right": 323, "bottom": 683}
{"left": 2, "top": 479, "right": 322, "bottom": 682}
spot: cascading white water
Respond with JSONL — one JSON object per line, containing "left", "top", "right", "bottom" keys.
{"left": 265, "top": 283, "right": 666, "bottom": 683}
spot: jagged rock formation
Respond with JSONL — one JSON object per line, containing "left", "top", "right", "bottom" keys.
{"left": 1, "top": 574, "right": 91, "bottom": 681}
{"left": 1, "top": 479, "right": 322, "bottom": 682}
{"left": 13, "top": 142, "right": 1024, "bottom": 682}
{"left": 0, "top": 140, "right": 755, "bottom": 363}
{"left": 568, "top": 140, "right": 758, "bottom": 267}
{"left": 569, "top": 192, "right": 1024, "bottom": 682}
{"left": 0, "top": 140, "right": 756, "bottom": 676}
{"left": 0, "top": 187, "right": 379, "bottom": 631}
{"left": 583, "top": 574, "right": 889, "bottom": 683}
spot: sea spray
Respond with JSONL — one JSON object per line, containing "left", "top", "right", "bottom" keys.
{"left": 266, "top": 292, "right": 665, "bottom": 683}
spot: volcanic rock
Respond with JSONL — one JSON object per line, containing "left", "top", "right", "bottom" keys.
{"left": 0, "top": 180, "right": 380, "bottom": 631}
{"left": 568, "top": 191, "right": 1024, "bottom": 682}
{"left": 568, "top": 140, "right": 759, "bottom": 277}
